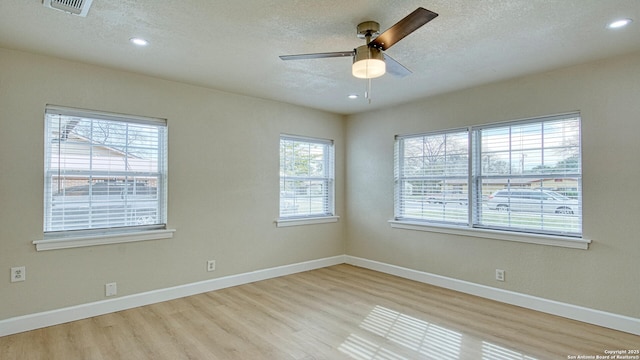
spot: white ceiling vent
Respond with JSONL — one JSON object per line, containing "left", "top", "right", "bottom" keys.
{"left": 43, "top": 0, "right": 94, "bottom": 17}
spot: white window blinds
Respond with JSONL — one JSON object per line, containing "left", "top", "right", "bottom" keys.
{"left": 279, "top": 135, "right": 335, "bottom": 218}
{"left": 44, "top": 106, "right": 168, "bottom": 234}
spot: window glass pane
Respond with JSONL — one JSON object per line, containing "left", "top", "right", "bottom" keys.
{"left": 45, "top": 108, "right": 167, "bottom": 234}
{"left": 395, "top": 130, "right": 469, "bottom": 225}
{"left": 279, "top": 136, "right": 334, "bottom": 218}
{"left": 475, "top": 115, "right": 581, "bottom": 236}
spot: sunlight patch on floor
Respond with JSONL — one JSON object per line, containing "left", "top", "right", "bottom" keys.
{"left": 339, "top": 305, "right": 539, "bottom": 360}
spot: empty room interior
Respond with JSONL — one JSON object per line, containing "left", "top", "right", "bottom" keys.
{"left": 1, "top": 1, "right": 639, "bottom": 359}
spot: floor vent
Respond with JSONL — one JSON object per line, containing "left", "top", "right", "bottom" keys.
{"left": 43, "top": 0, "right": 94, "bottom": 17}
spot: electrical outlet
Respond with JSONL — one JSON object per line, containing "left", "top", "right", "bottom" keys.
{"left": 105, "top": 282, "right": 117, "bottom": 297}
{"left": 495, "top": 269, "right": 505, "bottom": 282}
{"left": 207, "top": 260, "right": 216, "bottom": 272}
{"left": 10, "top": 266, "right": 26, "bottom": 282}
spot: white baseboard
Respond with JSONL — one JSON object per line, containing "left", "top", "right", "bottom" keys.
{"left": 0, "top": 255, "right": 346, "bottom": 337}
{"left": 345, "top": 255, "right": 640, "bottom": 336}
{"left": 2, "top": 254, "right": 638, "bottom": 337}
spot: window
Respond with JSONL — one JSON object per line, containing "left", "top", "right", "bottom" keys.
{"left": 394, "top": 113, "right": 582, "bottom": 238}
{"left": 475, "top": 115, "right": 581, "bottom": 236}
{"left": 44, "top": 106, "right": 168, "bottom": 236}
{"left": 395, "top": 129, "right": 469, "bottom": 225}
{"left": 279, "top": 135, "right": 335, "bottom": 221}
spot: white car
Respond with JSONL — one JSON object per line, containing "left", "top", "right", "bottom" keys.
{"left": 487, "top": 189, "right": 579, "bottom": 215}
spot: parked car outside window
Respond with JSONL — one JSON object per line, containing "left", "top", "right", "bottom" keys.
{"left": 487, "top": 189, "right": 578, "bottom": 214}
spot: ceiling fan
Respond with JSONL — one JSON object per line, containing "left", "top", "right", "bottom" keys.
{"left": 279, "top": 7, "right": 438, "bottom": 80}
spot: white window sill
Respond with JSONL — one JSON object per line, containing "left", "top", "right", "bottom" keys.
{"left": 388, "top": 220, "right": 590, "bottom": 250}
{"left": 33, "top": 229, "right": 176, "bottom": 251}
{"left": 276, "top": 216, "right": 339, "bottom": 227}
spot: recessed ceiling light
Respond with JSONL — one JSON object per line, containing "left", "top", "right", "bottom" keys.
{"left": 348, "top": 94, "right": 359, "bottom": 99}
{"left": 607, "top": 18, "right": 632, "bottom": 29}
{"left": 129, "top": 37, "right": 149, "bottom": 46}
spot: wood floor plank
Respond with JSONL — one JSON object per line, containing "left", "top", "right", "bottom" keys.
{"left": 1, "top": 264, "right": 637, "bottom": 359}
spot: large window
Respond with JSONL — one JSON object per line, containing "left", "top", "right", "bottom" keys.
{"left": 44, "top": 106, "right": 168, "bottom": 236}
{"left": 279, "top": 135, "right": 334, "bottom": 219}
{"left": 395, "top": 113, "right": 581, "bottom": 238}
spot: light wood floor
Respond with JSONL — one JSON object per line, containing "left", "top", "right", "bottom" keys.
{"left": 1, "top": 264, "right": 637, "bottom": 359}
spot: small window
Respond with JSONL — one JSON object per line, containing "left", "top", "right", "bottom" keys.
{"left": 279, "top": 135, "right": 334, "bottom": 219}
{"left": 44, "top": 106, "right": 168, "bottom": 236}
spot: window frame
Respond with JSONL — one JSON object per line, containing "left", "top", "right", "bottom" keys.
{"left": 35, "top": 105, "right": 173, "bottom": 251}
{"left": 392, "top": 113, "right": 589, "bottom": 249}
{"left": 276, "top": 134, "right": 338, "bottom": 227}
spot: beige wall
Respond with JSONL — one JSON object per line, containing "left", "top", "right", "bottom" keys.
{"left": 346, "top": 51, "right": 640, "bottom": 318}
{"left": 0, "top": 48, "right": 345, "bottom": 319}
{"left": 2, "top": 46, "right": 639, "bottom": 323}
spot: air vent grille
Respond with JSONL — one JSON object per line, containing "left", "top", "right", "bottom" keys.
{"left": 43, "top": 0, "right": 94, "bottom": 17}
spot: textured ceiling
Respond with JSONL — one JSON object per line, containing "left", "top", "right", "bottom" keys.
{"left": 1, "top": 1, "right": 639, "bottom": 114}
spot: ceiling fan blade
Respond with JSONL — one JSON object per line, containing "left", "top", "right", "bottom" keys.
{"left": 384, "top": 54, "right": 411, "bottom": 78}
{"left": 279, "top": 51, "right": 354, "bottom": 61}
{"left": 369, "top": 7, "right": 438, "bottom": 51}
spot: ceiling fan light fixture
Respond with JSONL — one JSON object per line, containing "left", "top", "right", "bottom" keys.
{"left": 352, "top": 46, "right": 385, "bottom": 79}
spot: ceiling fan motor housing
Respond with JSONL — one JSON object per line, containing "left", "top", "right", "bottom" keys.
{"left": 356, "top": 21, "right": 381, "bottom": 40}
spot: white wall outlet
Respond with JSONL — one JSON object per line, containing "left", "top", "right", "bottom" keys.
{"left": 207, "top": 260, "right": 216, "bottom": 272}
{"left": 10, "top": 266, "right": 26, "bottom": 282}
{"left": 495, "top": 269, "right": 505, "bottom": 282}
{"left": 105, "top": 282, "right": 117, "bottom": 297}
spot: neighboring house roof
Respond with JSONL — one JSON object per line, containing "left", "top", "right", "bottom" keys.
{"left": 51, "top": 132, "right": 156, "bottom": 173}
